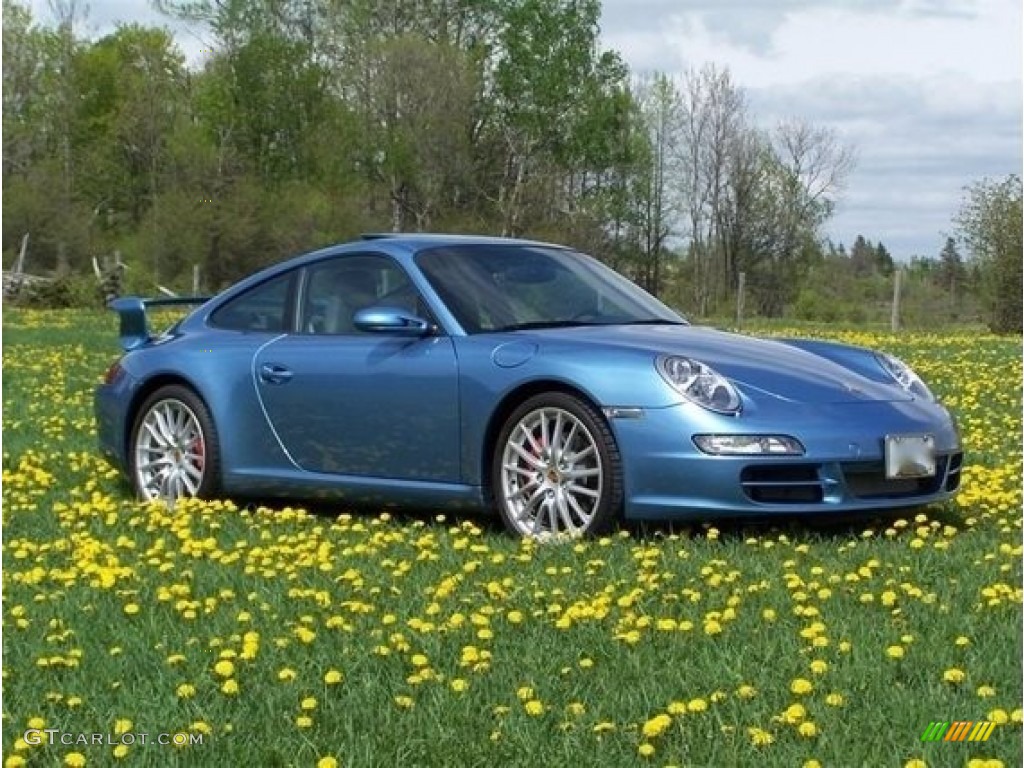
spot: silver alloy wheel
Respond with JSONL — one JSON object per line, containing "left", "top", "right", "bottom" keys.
{"left": 134, "top": 398, "right": 206, "bottom": 501}
{"left": 499, "top": 406, "right": 604, "bottom": 536}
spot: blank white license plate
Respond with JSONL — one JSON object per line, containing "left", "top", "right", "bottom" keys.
{"left": 884, "top": 434, "right": 936, "bottom": 479}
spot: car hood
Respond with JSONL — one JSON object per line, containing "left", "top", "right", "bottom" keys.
{"left": 521, "top": 324, "right": 909, "bottom": 405}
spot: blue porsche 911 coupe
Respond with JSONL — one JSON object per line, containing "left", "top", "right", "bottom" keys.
{"left": 95, "top": 234, "right": 962, "bottom": 537}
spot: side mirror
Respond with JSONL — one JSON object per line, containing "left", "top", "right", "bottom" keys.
{"left": 353, "top": 306, "right": 433, "bottom": 336}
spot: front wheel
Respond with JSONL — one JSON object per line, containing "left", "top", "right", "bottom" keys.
{"left": 492, "top": 393, "right": 623, "bottom": 538}
{"left": 130, "top": 385, "right": 221, "bottom": 502}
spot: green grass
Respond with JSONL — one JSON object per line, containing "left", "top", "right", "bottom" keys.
{"left": 2, "top": 308, "right": 1021, "bottom": 768}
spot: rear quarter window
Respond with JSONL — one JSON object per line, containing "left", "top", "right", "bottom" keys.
{"left": 209, "top": 272, "right": 294, "bottom": 332}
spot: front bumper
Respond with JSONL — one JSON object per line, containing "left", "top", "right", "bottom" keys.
{"left": 611, "top": 400, "right": 962, "bottom": 520}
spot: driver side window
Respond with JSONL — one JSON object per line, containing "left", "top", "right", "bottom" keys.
{"left": 302, "top": 255, "right": 424, "bottom": 335}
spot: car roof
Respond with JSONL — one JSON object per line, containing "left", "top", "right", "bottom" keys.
{"left": 357, "top": 233, "right": 567, "bottom": 249}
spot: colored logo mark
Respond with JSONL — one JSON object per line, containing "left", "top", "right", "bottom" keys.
{"left": 921, "top": 721, "right": 997, "bottom": 742}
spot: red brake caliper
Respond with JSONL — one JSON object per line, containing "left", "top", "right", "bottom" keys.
{"left": 192, "top": 436, "right": 205, "bottom": 470}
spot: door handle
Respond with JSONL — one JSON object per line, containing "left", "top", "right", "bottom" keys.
{"left": 259, "top": 363, "right": 293, "bottom": 384}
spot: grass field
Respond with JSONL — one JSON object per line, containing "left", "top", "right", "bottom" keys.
{"left": 2, "top": 308, "right": 1021, "bottom": 768}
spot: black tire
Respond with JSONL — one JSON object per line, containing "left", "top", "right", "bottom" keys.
{"left": 491, "top": 392, "right": 623, "bottom": 537}
{"left": 129, "top": 384, "right": 221, "bottom": 502}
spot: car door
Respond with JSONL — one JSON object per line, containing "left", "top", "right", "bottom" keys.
{"left": 252, "top": 253, "right": 461, "bottom": 482}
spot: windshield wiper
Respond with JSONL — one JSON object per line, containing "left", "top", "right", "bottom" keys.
{"left": 621, "top": 318, "right": 688, "bottom": 326}
{"left": 500, "top": 320, "right": 604, "bottom": 331}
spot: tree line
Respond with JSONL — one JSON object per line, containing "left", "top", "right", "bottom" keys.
{"left": 3, "top": 0, "right": 1019, "bottom": 332}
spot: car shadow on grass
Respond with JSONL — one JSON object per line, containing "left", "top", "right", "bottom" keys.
{"left": 629, "top": 504, "right": 965, "bottom": 543}
{"left": 100, "top": 475, "right": 963, "bottom": 549}
{"left": 242, "top": 495, "right": 963, "bottom": 546}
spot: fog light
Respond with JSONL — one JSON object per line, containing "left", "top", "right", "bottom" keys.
{"left": 693, "top": 435, "right": 805, "bottom": 455}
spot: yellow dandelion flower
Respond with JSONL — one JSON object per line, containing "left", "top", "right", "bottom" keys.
{"left": 942, "top": 668, "right": 966, "bottom": 684}
{"left": 524, "top": 700, "right": 544, "bottom": 716}
{"left": 790, "top": 678, "right": 813, "bottom": 695}
{"left": 641, "top": 714, "right": 672, "bottom": 738}
{"left": 700, "top": 618, "right": 724, "bottom": 638}
{"left": 781, "top": 704, "right": 806, "bottom": 724}
{"left": 797, "top": 721, "right": 818, "bottom": 738}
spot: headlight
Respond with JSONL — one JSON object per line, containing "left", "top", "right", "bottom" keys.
{"left": 656, "top": 355, "right": 741, "bottom": 414}
{"left": 875, "top": 353, "right": 934, "bottom": 401}
{"left": 693, "top": 434, "right": 804, "bottom": 455}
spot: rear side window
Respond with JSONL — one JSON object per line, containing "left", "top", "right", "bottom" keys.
{"left": 210, "top": 272, "right": 294, "bottom": 332}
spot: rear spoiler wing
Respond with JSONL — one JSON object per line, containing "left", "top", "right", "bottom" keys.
{"left": 108, "top": 296, "right": 212, "bottom": 352}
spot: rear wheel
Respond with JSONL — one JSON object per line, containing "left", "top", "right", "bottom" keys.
{"left": 492, "top": 392, "right": 623, "bottom": 538}
{"left": 130, "top": 385, "right": 221, "bottom": 502}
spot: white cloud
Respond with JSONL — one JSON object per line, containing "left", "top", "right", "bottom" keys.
{"left": 654, "top": 0, "right": 1020, "bottom": 85}
{"left": 602, "top": 0, "right": 1022, "bottom": 258}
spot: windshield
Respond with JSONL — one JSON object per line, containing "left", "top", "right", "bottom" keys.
{"left": 415, "top": 245, "right": 686, "bottom": 334}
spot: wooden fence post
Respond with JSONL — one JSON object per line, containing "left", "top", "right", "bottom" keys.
{"left": 891, "top": 269, "right": 902, "bottom": 332}
{"left": 736, "top": 272, "right": 746, "bottom": 328}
